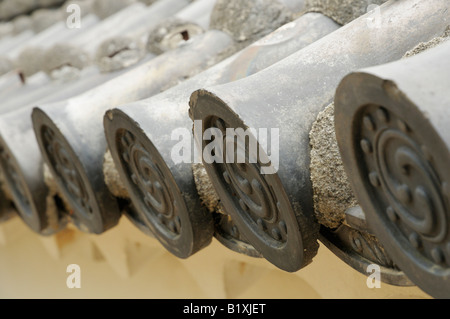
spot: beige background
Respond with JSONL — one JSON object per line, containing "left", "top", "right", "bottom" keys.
{"left": 0, "top": 215, "right": 431, "bottom": 299}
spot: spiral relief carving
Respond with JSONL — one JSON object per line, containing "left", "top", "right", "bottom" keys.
{"left": 210, "top": 117, "right": 287, "bottom": 245}
{"left": 41, "top": 126, "right": 93, "bottom": 216}
{"left": 117, "top": 130, "right": 181, "bottom": 237}
{"left": 359, "top": 105, "right": 449, "bottom": 266}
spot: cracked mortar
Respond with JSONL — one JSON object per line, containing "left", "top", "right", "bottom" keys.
{"left": 42, "top": 43, "right": 90, "bottom": 80}
{"left": 0, "top": 57, "right": 14, "bottom": 77}
{"left": 96, "top": 36, "right": 146, "bottom": 73}
{"left": 309, "top": 103, "right": 358, "bottom": 229}
{"left": 146, "top": 17, "right": 204, "bottom": 55}
{"left": 210, "top": 0, "right": 294, "bottom": 50}
{"left": 92, "top": 0, "right": 137, "bottom": 19}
